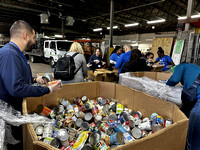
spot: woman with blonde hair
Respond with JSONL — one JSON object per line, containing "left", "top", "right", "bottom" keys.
{"left": 62, "top": 42, "right": 87, "bottom": 84}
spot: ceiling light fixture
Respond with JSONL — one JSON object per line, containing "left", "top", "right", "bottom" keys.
{"left": 178, "top": 14, "right": 200, "bottom": 20}
{"left": 125, "top": 23, "right": 139, "bottom": 27}
{"left": 107, "top": 26, "right": 118, "bottom": 30}
{"left": 93, "top": 28, "right": 102, "bottom": 32}
{"left": 147, "top": 19, "right": 165, "bottom": 24}
{"left": 54, "top": 35, "right": 63, "bottom": 38}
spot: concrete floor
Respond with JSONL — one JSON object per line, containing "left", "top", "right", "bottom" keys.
{"left": 29, "top": 61, "right": 52, "bottom": 77}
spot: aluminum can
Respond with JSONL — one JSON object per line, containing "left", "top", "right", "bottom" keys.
{"left": 68, "top": 121, "right": 76, "bottom": 129}
{"left": 81, "top": 122, "right": 89, "bottom": 131}
{"left": 132, "top": 111, "right": 142, "bottom": 119}
{"left": 119, "top": 112, "right": 130, "bottom": 124}
{"left": 35, "top": 104, "right": 51, "bottom": 117}
{"left": 92, "top": 106, "right": 99, "bottom": 116}
{"left": 110, "top": 132, "right": 124, "bottom": 145}
{"left": 52, "top": 128, "right": 59, "bottom": 138}
{"left": 81, "top": 96, "right": 88, "bottom": 103}
{"left": 60, "top": 98, "right": 70, "bottom": 107}
{"left": 89, "top": 122, "right": 96, "bottom": 132}
{"left": 89, "top": 132, "right": 101, "bottom": 146}
{"left": 81, "top": 143, "right": 93, "bottom": 150}
{"left": 84, "top": 101, "right": 93, "bottom": 110}
{"left": 108, "top": 114, "right": 118, "bottom": 122}
{"left": 75, "top": 111, "right": 85, "bottom": 119}
{"left": 113, "top": 123, "right": 127, "bottom": 133}
{"left": 35, "top": 125, "right": 44, "bottom": 136}
{"left": 141, "top": 130, "right": 148, "bottom": 138}
{"left": 116, "top": 103, "right": 124, "bottom": 114}
{"left": 57, "top": 129, "right": 69, "bottom": 142}
{"left": 42, "top": 124, "right": 54, "bottom": 138}
{"left": 73, "top": 97, "right": 84, "bottom": 106}
{"left": 43, "top": 137, "right": 59, "bottom": 148}
{"left": 150, "top": 112, "right": 158, "bottom": 121}
{"left": 123, "top": 132, "right": 135, "bottom": 144}
{"left": 131, "top": 127, "right": 142, "bottom": 139}
{"left": 76, "top": 118, "right": 83, "bottom": 128}
{"left": 42, "top": 73, "right": 53, "bottom": 83}
{"left": 73, "top": 105, "right": 79, "bottom": 113}
{"left": 164, "top": 119, "right": 173, "bottom": 127}
{"left": 138, "top": 121, "right": 152, "bottom": 131}
{"left": 100, "top": 123, "right": 113, "bottom": 135}
{"left": 94, "top": 114, "right": 102, "bottom": 123}
{"left": 84, "top": 112, "right": 93, "bottom": 121}
{"left": 93, "top": 140, "right": 108, "bottom": 150}
{"left": 151, "top": 115, "right": 164, "bottom": 132}
{"left": 98, "top": 97, "right": 107, "bottom": 106}
{"left": 68, "top": 128, "right": 77, "bottom": 142}
{"left": 97, "top": 130, "right": 110, "bottom": 146}
{"left": 122, "top": 125, "right": 130, "bottom": 132}
{"left": 72, "top": 131, "right": 89, "bottom": 150}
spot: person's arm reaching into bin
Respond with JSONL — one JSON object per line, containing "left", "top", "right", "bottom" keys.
{"left": 1, "top": 53, "right": 61, "bottom": 97}
{"left": 166, "top": 65, "right": 184, "bottom": 86}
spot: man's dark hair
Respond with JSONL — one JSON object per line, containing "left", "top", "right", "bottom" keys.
{"left": 157, "top": 47, "right": 164, "bottom": 54}
{"left": 10, "top": 20, "right": 33, "bottom": 38}
{"left": 145, "top": 52, "right": 154, "bottom": 58}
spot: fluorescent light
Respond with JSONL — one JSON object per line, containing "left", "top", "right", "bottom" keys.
{"left": 44, "top": 36, "right": 49, "bottom": 38}
{"left": 125, "top": 23, "right": 139, "bottom": 27}
{"left": 54, "top": 35, "right": 63, "bottom": 38}
{"left": 191, "top": 14, "right": 200, "bottom": 19}
{"left": 93, "top": 28, "right": 102, "bottom": 32}
{"left": 178, "top": 16, "right": 187, "bottom": 20}
{"left": 107, "top": 26, "right": 118, "bottom": 30}
{"left": 178, "top": 14, "right": 200, "bottom": 20}
{"left": 147, "top": 19, "right": 165, "bottom": 24}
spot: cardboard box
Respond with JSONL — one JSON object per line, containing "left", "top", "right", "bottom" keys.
{"left": 152, "top": 65, "right": 165, "bottom": 72}
{"left": 87, "top": 70, "right": 104, "bottom": 81}
{"left": 130, "top": 72, "right": 173, "bottom": 81}
{"left": 23, "top": 82, "right": 188, "bottom": 150}
{"left": 96, "top": 69, "right": 115, "bottom": 82}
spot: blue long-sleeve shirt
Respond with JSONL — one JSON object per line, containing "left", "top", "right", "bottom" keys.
{"left": 0, "top": 43, "right": 50, "bottom": 111}
{"left": 115, "top": 51, "right": 131, "bottom": 74}
{"left": 110, "top": 53, "right": 121, "bottom": 62}
{"left": 166, "top": 63, "right": 200, "bottom": 94}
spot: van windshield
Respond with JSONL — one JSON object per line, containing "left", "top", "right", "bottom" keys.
{"left": 57, "top": 41, "right": 73, "bottom": 51}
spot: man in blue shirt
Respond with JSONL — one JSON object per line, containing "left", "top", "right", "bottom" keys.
{"left": 154, "top": 47, "right": 175, "bottom": 71}
{"left": 0, "top": 20, "right": 62, "bottom": 149}
{"left": 166, "top": 63, "right": 200, "bottom": 150}
{"left": 115, "top": 45, "right": 131, "bottom": 74}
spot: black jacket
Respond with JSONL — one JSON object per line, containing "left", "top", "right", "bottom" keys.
{"left": 121, "top": 59, "right": 151, "bottom": 73}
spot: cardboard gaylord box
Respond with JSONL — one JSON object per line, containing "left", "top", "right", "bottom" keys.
{"left": 23, "top": 82, "right": 188, "bottom": 150}
{"left": 130, "top": 72, "right": 173, "bottom": 81}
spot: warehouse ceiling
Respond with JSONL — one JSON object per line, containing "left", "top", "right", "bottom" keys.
{"left": 0, "top": 0, "right": 200, "bottom": 39}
